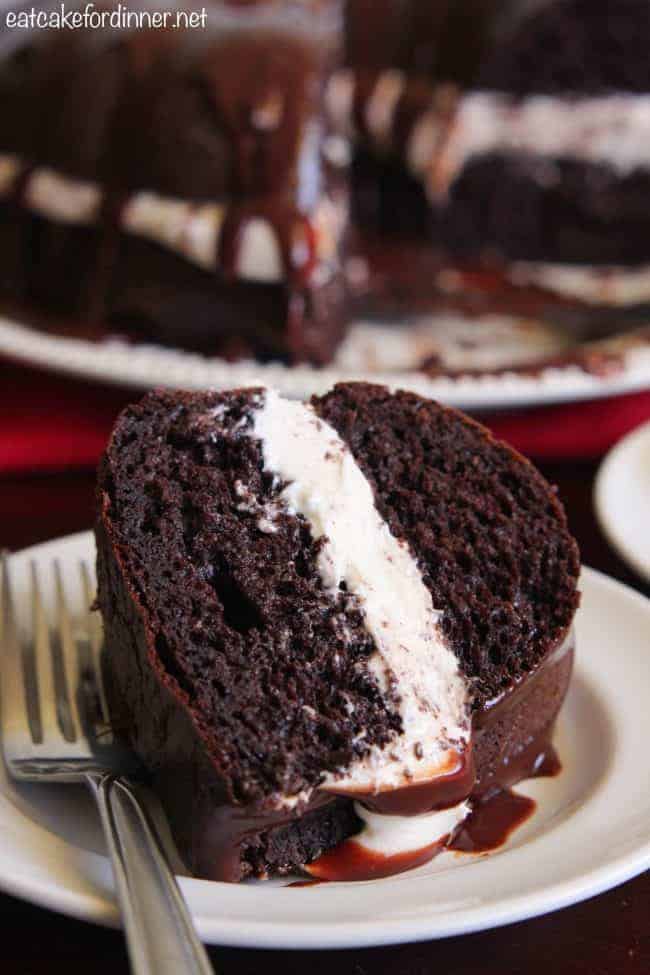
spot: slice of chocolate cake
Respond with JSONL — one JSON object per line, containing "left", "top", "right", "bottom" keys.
{"left": 96, "top": 382, "right": 579, "bottom": 883}
{"left": 0, "top": 1, "right": 348, "bottom": 364}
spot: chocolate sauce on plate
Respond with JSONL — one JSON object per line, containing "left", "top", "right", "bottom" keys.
{"left": 451, "top": 742, "right": 562, "bottom": 855}
{"left": 450, "top": 790, "right": 535, "bottom": 854}
{"left": 306, "top": 836, "right": 449, "bottom": 882}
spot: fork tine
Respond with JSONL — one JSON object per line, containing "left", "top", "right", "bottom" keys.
{"left": 53, "top": 560, "right": 81, "bottom": 743}
{"left": 80, "top": 560, "right": 111, "bottom": 729}
{"left": 31, "top": 560, "right": 67, "bottom": 748}
{"left": 1, "top": 553, "right": 35, "bottom": 748}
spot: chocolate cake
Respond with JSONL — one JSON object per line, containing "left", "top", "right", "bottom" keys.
{"left": 96, "top": 382, "right": 580, "bottom": 882}
{"left": 433, "top": 0, "right": 650, "bottom": 281}
{"left": 2, "top": 0, "right": 645, "bottom": 356}
{"left": 433, "top": 0, "right": 650, "bottom": 309}
{"left": 332, "top": 0, "right": 650, "bottom": 324}
{"left": 0, "top": 2, "right": 348, "bottom": 363}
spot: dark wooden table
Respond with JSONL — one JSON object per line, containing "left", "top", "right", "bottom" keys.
{"left": 1, "top": 459, "right": 649, "bottom": 973}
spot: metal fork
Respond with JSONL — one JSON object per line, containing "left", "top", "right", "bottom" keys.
{"left": 0, "top": 554, "right": 213, "bottom": 975}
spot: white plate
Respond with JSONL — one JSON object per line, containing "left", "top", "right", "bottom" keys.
{"left": 1, "top": 531, "right": 650, "bottom": 949}
{"left": 1, "top": 313, "right": 650, "bottom": 411}
{"left": 595, "top": 420, "right": 650, "bottom": 582}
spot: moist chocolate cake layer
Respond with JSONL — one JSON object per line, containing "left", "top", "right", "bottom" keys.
{"left": 345, "top": 0, "right": 501, "bottom": 86}
{"left": 478, "top": 0, "right": 650, "bottom": 95}
{"left": 350, "top": 148, "right": 434, "bottom": 242}
{"left": 442, "top": 153, "right": 650, "bottom": 266}
{"left": 442, "top": 0, "right": 650, "bottom": 266}
{"left": 315, "top": 384, "right": 579, "bottom": 705}
{"left": 97, "top": 384, "right": 579, "bottom": 880}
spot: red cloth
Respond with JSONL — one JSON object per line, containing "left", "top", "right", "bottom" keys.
{"left": 1, "top": 361, "right": 650, "bottom": 474}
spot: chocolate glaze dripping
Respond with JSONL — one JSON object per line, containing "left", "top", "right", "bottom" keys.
{"left": 200, "top": 31, "right": 318, "bottom": 199}
{"left": 351, "top": 70, "right": 379, "bottom": 142}
{"left": 450, "top": 741, "right": 562, "bottom": 856}
{"left": 82, "top": 190, "right": 128, "bottom": 326}
{"left": 450, "top": 791, "right": 535, "bottom": 855}
{"left": 343, "top": 69, "right": 459, "bottom": 171}
{"left": 324, "top": 747, "right": 475, "bottom": 817}
{"left": 2, "top": 161, "right": 35, "bottom": 299}
{"left": 217, "top": 197, "right": 318, "bottom": 362}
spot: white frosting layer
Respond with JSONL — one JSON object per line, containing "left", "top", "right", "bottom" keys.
{"left": 250, "top": 389, "right": 470, "bottom": 795}
{"left": 365, "top": 69, "right": 406, "bottom": 146}
{"left": 354, "top": 799, "right": 470, "bottom": 855}
{"left": 325, "top": 69, "right": 449, "bottom": 177}
{"left": 407, "top": 110, "right": 443, "bottom": 176}
{"left": 430, "top": 92, "right": 650, "bottom": 198}
{"left": 324, "top": 69, "right": 356, "bottom": 139}
{"left": 122, "top": 194, "right": 226, "bottom": 272}
{"left": 326, "top": 75, "right": 650, "bottom": 191}
{"left": 0, "top": 154, "right": 344, "bottom": 285}
{"left": 237, "top": 218, "right": 285, "bottom": 283}
{"left": 25, "top": 168, "right": 101, "bottom": 225}
{"left": 509, "top": 261, "right": 650, "bottom": 307}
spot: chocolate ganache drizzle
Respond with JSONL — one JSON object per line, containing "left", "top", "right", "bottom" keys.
{"left": 302, "top": 630, "right": 573, "bottom": 883}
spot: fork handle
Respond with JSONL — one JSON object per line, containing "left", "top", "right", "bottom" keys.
{"left": 86, "top": 772, "right": 214, "bottom": 975}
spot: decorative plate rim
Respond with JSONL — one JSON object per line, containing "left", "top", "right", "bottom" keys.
{"left": 1, "top": 532, "right": 650, "bottom": 948}
{"left": 1, "top": 314, "right": 649, "bottom": 410}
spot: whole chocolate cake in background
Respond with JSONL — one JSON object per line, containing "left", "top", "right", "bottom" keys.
{"left": 0, "top": 1, "right": 348, "bottom": 364}
{"left": 335, "top": 0, "right": 650, "bottom": 327}
{"left": 0, "top": 0, "right": 647, "bottom": 365}
{"left": 434, "top": 0, "right": 650, "bottom": 312}
{"left": 96, "top": 383, "right": 580, "bottom": 882}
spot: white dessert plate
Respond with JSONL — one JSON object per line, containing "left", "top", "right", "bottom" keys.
{"left": 1, "top": 531, "right": 650, "bottom": 949}
{"left": 1, "top": 312, "right": 649, "bottom": 411}
{"left": 595, "top": 419, "right": 650, "bottom": 582}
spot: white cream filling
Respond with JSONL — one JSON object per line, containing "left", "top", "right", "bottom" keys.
{"left": 122, "top": 194, "right": 226, "bottom": 272}
{"left": 365, "top": 69, "right": 406, "bottom": 146}
{"left": 327, "top": 75, "right": 650, "bottom": 205}
{"left": 407, "top": 110, "right": 443, "bottom": 176}
{"left": 234, "top": 218, "right": 285, "bottom": 283}
{"left": 324, "top": 68, "right": 356, "bottom": 139}
{"left": 250, "top": 388, "right": 470, "bottom": 797}
{"left": 508, "top": 261, "right": 650, "bottom": 307}
{"left": 326, "top": 69, "right": 450, "bottom": 177}
{"left": 0, "top": 154, "right": 344, "bottom": 284}
{"left": 25, "top": 168, "right": 102, "bottom": 225}
{"left": 430, "top": 91, "right": 650, "bottom": 198}
{"left": 353, "top": 800, "right": 470, "bottom": 856}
